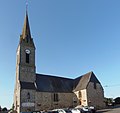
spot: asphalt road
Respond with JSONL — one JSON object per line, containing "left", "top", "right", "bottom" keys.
{"left": 96, "top": 106, "right": 120, "bottom": 113}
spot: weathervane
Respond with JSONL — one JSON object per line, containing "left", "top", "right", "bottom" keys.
{"left": 26, "top": 0, "right": 28, "bottom": 12}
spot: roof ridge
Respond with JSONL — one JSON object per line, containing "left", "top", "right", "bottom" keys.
{"left": 36, "top": 73, "right": 73, "bottom": 80}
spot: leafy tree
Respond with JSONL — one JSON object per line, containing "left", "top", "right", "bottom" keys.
{"left": 2, "top": 107, "right": 7, "bottom": 111}
{"left": 104, "top": 97, "right": 114, "bottom": 106}
{"left": 114, "top": 97, "right": 120, "bottom": 104}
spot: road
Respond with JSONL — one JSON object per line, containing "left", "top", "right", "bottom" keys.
{"left": 96, "top": 106, "right": 120, "bottom": 113}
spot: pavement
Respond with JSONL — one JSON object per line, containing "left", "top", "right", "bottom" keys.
{"left": 96, "top": 105, "right": 120, "bottom": 113}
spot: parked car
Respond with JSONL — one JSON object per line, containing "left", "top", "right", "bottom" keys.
{"left": 81, "top": 106, "right": 96, "bottom": 113}
{"left": 49, "top": 111, "right": 59, "bottom": 113}
{"left": 75, "top": 105, "right": 96, "bottom": 113}
{"left": 71, "top": 108, "right": 81, "bottom": 113}
{"left": 81, "top": 106, "right": 91, "bottom": 113}
{"left": 64, "top": 109, "right": 72, "bottom": 113}
{"left": 89, "top": 106, "right": 96, "bottom": 113}
{"left": 52, "top": 109, "right": 66, "bottom": 113}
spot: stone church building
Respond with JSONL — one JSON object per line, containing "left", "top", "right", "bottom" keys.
{"left": 13, "top": 11, "right": 105, "bottom": 113}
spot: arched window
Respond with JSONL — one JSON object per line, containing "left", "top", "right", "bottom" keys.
{"left": 78, "top": 91, "right": 82, "bottom": 98}
{"left": 27, "top": 92, "right": 30, "bottom": 99}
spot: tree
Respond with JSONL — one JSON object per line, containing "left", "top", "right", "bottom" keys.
{"left": 2, "top": 107, "right": 7, "bottom": 111}
{"left": 11, "top": 104, "right": 14, "bottom": 110}
{"left": 0, "top": 106, "right": 1, "bottom": 112}
{"left": 104, "top": 97, "right": 114, "bottom": 106}
{"left": 114, "top": 97, "right": 120, "bottom": 104}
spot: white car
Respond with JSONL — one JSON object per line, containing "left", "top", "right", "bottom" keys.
{"left": 71, "top": 108, "right": 81, "bottom": 113}
{"left": 52, "top": 109, "right": 66, "bottom": 113}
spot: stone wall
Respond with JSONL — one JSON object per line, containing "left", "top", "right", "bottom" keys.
{"left": 13, "top": 82, "right": 21, "bottom": 113}
{"left": 20, "top": 46, "right": 35, "bottom": 66}
{"left": 20, "top": 89, "right": 35, "bottom": 112}
{"left": 19, "top": 69, "right": 36, "bottom": 83}
{"left": 18, "top": 44, "right": 36, "bottom": 83}
{"left": 35, "top": 92, "right": 78, "bottom": 111}
{"left": 73, "top": 82, "right": 105, "bottom": 109}
{"left": 87, "top": 82, "right": 105, "bottom": 109}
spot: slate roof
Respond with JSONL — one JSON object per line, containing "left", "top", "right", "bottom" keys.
{"left": 20, "top": 81, "right": 36, "bottom": 90}
{"left": 73, "top": 71, "right": 101, "bottom": 91}
{"left": 20, "top": 71, "right": 102, "bottom": 92}
{"left": 36, "top": 74, "right": 73, "bottom": 93}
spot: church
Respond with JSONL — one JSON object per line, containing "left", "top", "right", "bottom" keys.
{"left": 13, "top": 10, "right": 105, "bottom": 113}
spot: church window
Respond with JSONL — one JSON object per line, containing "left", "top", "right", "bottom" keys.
{"left": 53, "top": 93, "right": 58, "bottom": 102}
{"left": 27, "top": 92, "right": 30, "bottom": 99}
{"left": 78, "top": 91, "right": 82, "bottom": 98}
{"left": 26, "top": 53, "right": 29, "bottom": 63}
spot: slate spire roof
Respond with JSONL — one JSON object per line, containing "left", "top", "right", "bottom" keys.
{"left": 19, "top": 10, "right": 35, "bottom": 47}
{"left": 21, "top": 10, "right": 31, "bottom": 40}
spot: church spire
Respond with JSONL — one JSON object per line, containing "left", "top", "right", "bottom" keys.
{"left": 19, "top": 2, "right": 35, "bottom": 48}
{"left": 21, "top": 10, "right": 31, "bottom": 40}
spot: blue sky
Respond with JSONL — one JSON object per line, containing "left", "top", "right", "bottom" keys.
{"left": 0, "top": 0, "right": 120, "bottom": 108}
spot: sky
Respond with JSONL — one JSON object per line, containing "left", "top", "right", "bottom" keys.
{"left": 0, "top": 0, "right": 120, "bottom": 109}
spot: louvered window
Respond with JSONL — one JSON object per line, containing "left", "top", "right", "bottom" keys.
{"left": 26, "top": 53, "right": 29, "bottom": 63}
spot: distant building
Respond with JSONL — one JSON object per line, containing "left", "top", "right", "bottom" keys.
{"left": 13, "top": 11, "right": 105, "bottom": 113}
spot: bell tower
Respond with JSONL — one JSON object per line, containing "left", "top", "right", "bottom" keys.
{"left": 14, "top": 11, "right": 36, "bottom": 113}
{"left": 16, "top": 11, "right": 36, "bottom": 83}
